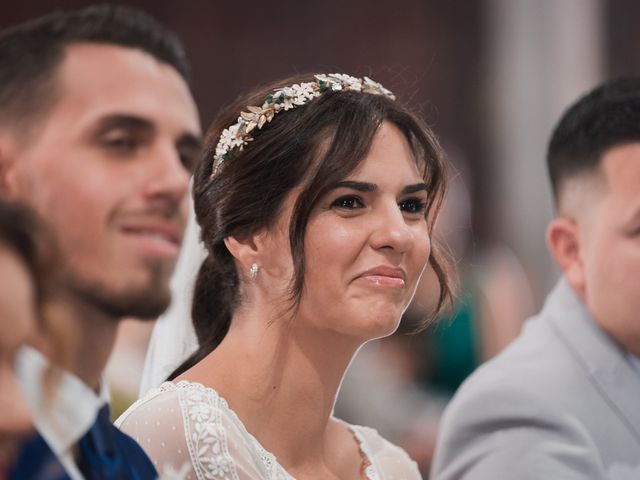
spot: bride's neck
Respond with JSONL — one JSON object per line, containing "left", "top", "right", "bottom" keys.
{"left": 180, "top": 306, "right": 362, "bottom": 465}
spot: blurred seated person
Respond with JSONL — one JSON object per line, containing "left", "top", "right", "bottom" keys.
{"left": 412, "top": 148, "right": 535, "bottom": 394}
{"left": 0, "top": 199, "right": 70, "bottom": 479}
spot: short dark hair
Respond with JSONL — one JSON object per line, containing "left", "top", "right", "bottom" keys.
{"left": 169, "top": 73, "right": 452, "bottom": 379}
{"left": 547, "top": 77, "right": 640, "bottom": 203}
{"left": 0, "top": 4, "right": 190, "bottom": 131}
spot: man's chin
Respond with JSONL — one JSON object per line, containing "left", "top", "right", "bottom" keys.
{"left": 74, "top": 283, "right": 171, "bottom": 320}
{"left": 68, "top": 264, "right": 174, "bottom": 320}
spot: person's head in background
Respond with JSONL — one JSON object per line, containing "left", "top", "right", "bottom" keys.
{"left": 0, "top": 5, "right": 202, "bottom": 377}
{"left": 547, "top": 77, "right": 640, "bottom": 357}
{"left": 0, "top": 199, "right": 63, "bottom": 469}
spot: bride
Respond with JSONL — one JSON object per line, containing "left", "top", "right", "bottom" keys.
{"left": 116, "top": 73, "right": 452, "bottom": 479}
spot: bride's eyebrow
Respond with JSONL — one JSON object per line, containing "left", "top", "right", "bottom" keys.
{"left": 332, "top": 181, "right": 429, "bottom": 194}
{"left": 333, "top": 180, "right": 376, "bottom": 192}
{"left": 402, "top": 183, "right": 428, "bottom": 194}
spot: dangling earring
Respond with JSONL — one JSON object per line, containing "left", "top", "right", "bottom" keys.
{"left": 249, "top": 262, "right": 259, "bottom": 280}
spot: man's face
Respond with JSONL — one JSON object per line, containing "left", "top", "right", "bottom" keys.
{"left": 578, "top": 143, "right": 640, "bottom": 354}
{"left": 2, "top": 43, "right": 201, "bottom": 319}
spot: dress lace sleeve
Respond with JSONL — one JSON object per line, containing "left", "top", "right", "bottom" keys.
{"left": 115, "top": 382, "right": 271, "bottom": 480}
{"left": 351, "top": 425, "right": 421, "bottom": 480}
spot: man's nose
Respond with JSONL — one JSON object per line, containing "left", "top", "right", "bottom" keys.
{"left": 144, "top": 143, "right": 191, "bottom": 204}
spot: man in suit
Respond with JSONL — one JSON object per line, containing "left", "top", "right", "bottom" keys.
{"left": 0, "top": 5, "right": 201, "bottom": 478}
{"left": 431, "top": 77, "right": 640, "bottom": 479}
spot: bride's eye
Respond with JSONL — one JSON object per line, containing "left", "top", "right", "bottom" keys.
{"left": 331, "top": 195, "right": 365, "bottom": 210}
{"left": 399, "top": 198, "right": 427, "bottom": 215}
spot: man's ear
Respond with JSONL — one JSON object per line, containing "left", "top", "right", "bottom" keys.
{"left": 546, "top": 217, "right": 586, "bottom": 298}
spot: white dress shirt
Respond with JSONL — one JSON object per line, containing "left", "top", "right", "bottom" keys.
{"left": 14, "top": 345, "right": 108, "bottom": 480}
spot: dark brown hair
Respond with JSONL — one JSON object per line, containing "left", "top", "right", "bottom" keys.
{"left": 169, "top": 74, "right": 452, "bottom": 379}
{"left": 0, "top": 199, "right": 57, "bottom": 317}
{"left": 0, "top": 199, "right": 71, "bottom": 387}
{"left": 0, "top": 4, "right": 190, "bottom": 135}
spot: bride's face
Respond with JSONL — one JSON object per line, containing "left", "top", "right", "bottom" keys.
{"left": 259, "top": 121, "right": 432, "bottom": 340}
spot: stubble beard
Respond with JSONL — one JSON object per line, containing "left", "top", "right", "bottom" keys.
{"left": 67, "top": 258, "right": 173, "bottom": 321}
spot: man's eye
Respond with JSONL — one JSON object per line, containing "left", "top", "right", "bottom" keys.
{"left": 104, "top": 136, "right": 139, "bottom": 152}
{"left": 179, "top": 152, "right": 198, "bottom": 172}
{"left": 331, "top": 196, "right": 365, "bottom": 209}
{"left": 399, "top": 198, "right": 427, "bottom": 214}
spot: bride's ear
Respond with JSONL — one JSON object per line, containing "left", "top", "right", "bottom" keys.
{"left": 223, "top": 230, "right": 267, "bottom": 272}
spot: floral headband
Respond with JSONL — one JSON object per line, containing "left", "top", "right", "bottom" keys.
{"left": 211, "top": 73, "right": 396, "bottom": 176}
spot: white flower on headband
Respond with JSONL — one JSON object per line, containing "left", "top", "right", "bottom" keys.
{"left": 215, "top": 123, "right": 247, "bottom": 159}
{"left": 211, "top": 73, "right": 396, "bottom": 176}
{"left": 317, "top": 73, "right": 362, "bottom": 92}
{"left": 275, "top": 83, "right": 320, "bottom": 109}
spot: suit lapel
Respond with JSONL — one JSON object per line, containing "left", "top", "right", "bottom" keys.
{"left": 545, "top": 280, "right": 640, "bottom": 444}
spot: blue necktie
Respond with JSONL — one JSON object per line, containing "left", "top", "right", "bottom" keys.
{"left": 77, "top": 404, "right": 157, "bottom": 480}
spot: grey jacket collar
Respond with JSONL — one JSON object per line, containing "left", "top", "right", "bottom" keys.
{"left": 544, "top": 279, "right": 640, "bottom": 443}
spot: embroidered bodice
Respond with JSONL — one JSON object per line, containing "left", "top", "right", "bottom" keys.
{"left": 115, "top": 381, "right": 420, "bottom": 480}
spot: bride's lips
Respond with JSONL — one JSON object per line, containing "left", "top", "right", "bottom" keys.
{"left": 355, "top": 265, "right": 407, "bottom": 288}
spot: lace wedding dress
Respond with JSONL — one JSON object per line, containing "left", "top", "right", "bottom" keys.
{"left": 116, "top": 381, "right": 421, "bottom": 480}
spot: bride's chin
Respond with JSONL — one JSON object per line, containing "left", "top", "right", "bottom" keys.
{"left": 348, "top": 309, "right": 403, "bottom": 341}
{"left": 298, "top": 298, "right": 405, "bottom": 340}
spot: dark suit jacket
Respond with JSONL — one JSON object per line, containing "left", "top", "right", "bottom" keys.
{"left": 10, "top": 425, "right": 157, "bottom": 480}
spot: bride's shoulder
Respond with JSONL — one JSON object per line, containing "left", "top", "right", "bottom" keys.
{"left": 115, "top": 380, "right": 230, "bottom": 430}
{"left": 347, "top": 423, "right": 422, "bottom": 479}
{"left": 116, "top": 381, "right": 268, "bottom": 478}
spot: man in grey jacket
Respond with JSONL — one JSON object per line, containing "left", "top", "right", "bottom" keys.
{"left": 431, "top": 77, "right": 640, "bottom": 479}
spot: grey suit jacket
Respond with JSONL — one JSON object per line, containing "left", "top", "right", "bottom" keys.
{"left": 431, "top": 280, "right": 640, "bottom": 480}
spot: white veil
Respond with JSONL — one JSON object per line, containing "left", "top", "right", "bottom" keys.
{"left": 139, "top": 189, "right": 204, "bottom": 396}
